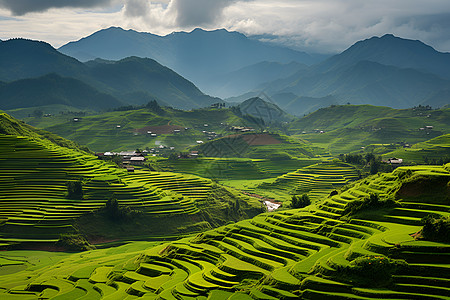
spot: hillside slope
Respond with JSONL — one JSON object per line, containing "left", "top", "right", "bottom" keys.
{"left": 383, "top": 133, "right": 450, "bottom": 163}
{"left": 2, "top": 163, "right": 449, "bottom": 299}
{"left": 289, "top": 105, "right": 450, "bottom": 154}
{"left": 0, "top": 112, "right": 263, "bottom": 248}
{"left": 39, "top": 105, "right": 265, "bottom": 152}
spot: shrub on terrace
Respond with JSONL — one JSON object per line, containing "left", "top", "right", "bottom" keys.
{"left": 56, "top": 234, "right": 95, "bottom": 252}
{"left": 104, "top": 196, "right": 142, "bottom": 221}
{"left": 421, "top": 215, "right": 450, "bottom": 243}
{"left": 66, "top": 180, "right": 83, "bottom": 199}
{"left": 340, "top": 255, "right": 408, "bottom": 287}
{"left": 291, "top": 194, "right": 311, "bottom": 209}
{"left": 343, "top": 193, "right": 396, "bottom": 216}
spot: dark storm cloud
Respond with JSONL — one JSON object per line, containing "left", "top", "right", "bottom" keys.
{"left": 124, "top": 0, "right": 151, "bottom": 17}
{"left": 0, "top": 0, "right": 115, "bottom": 16}
{"left": 399, "top": 13, "right": 450, "bottom": 32}
{"left": 172, "top": 0, "right": 240, "bottom": 27}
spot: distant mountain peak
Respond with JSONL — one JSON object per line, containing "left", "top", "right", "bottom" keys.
{"left": 316, "top": 33, "right": 450, "bottom": 79}
{"left": 380, "top": 33, "right": 396, "bottom": 39}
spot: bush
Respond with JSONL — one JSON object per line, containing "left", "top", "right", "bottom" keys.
{"left": 343, "top": 193, "right": 396, "bottom": 216}
{"left": 56, "top": 234, "right": 95, "bottom": 252}
{"left": 268, "top": 152, "right": 292, "bottom": 160}
{"left": 291, "top": 194, "right": 311, "bottom": 208}
{"left": 421, "top": 215, "right": 450, "bottom": 242}
{"left": 66, "top": 180, "right": 83, "bottom": 199}
{"left": 104, "top": 195, "right": 141, "bottom": 221}
{"left": 340, "top": 255, "right": 407, "bottom": 286}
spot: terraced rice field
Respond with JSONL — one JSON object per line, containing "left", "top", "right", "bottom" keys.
{"left": 159, "top": 157, "right": 320, "bottom": 181}
{"left": 258, "top": 161, "right": 360, "bottom": 201}
{"left": 1, "top": 163, "right": 448, "bottom": 299}
{"left": 0, "top": 134, "right": 219, "bottom": 247}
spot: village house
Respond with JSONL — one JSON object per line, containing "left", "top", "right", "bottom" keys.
{"left": 130, "top": 156, "right": 146, "bottom": 165}
{"left": 386, "top": 157, "right": 403, "bottom": 164}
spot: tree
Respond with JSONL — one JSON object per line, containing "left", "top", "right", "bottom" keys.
{"left": 66, "top": 180, "right": 83, "bottom": 199}
{"left": 32, "top": 109, "right": 43, "bottom": 118}
{"left": 291, "top": 194, "right": 311, "bottom": 208}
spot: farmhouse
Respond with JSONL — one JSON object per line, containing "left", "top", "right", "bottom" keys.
{"left": 130, "top": 156, "right": 146, "bottom": 165}
{"left": 387, "top": 157, "right": 403, "bottom": 164}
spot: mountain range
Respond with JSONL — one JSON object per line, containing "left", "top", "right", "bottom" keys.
{"left": 0, "top": 39, "right": 219, "bottom": 110}
{"left": 59, "top": 29, "right": 450, "bottom": 114}
{"left": 59, "top": 27, "right": 325, "bottom": 96}
{"left": 251, "top": 34, "right": 450, "bottom": 115}
{"left": 1, "top": 30, "right": 449, "bottom": 115}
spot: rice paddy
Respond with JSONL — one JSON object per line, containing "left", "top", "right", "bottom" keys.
{"left": 0, "top": 133, "right": 262, "bottom": 248}
{"left": 1, "top": 163, "right": 448, "bottom": 299}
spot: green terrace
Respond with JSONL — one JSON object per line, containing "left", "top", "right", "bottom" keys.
{"left": 256, "top": 161, "right": 360, "bottom": 202}
{"left": 1, "top": 163, "right": 449, "bottom": 299}
{"left": 0, "top": 134, "right": 229, "bottom": 247}
{"left": 158, "top": 157, "right": 322, "bottom": 181}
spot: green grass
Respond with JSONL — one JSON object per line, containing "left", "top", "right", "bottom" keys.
{"left": 289, "top": 105, "right": 450, "bottom": 155}
{"left": 27, "top": 107, "right": 266, "bottom": 152}
{"left": 1, "top": 163, "right": 450, "bottom": 298}
{"left": 194, "top": 132, "right": 316, "bottom": 159}
{"left": 382, "top": 133, "right": 450, "bottom": 163}
{"left": 0, "top": 114, "right": 263, "bottom": 247}
{"left": 158, "top": 157, "right": 322, "bottom": 181}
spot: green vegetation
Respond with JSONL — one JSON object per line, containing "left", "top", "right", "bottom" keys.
{"left": 289, "top": 105, "right": 450, "bottom": 155}
{"left": 1, "top": 163, "right": 449, "bottom": 299}
{"left": 383, "top": 133, "right": 450, "bottom": 164}
{"left": 66, "top": 180, "right": 83, "bottom": 199}
{"left": 0, "top": 112, "right": 263, "bottom": 249}
{"left": 194, "top": 132, "right": 316, "bottom": 159}
{"left": 30, "top": 106, "right": 267, "bottom": 152}
{"left": 255, "top": 161, "right": 359, "bottom": 202}
{"left": 291, "top": 193, "right": 311, "bottom": 208}
{"left": 421, "top": 215, "right": 450, "bottom": 243}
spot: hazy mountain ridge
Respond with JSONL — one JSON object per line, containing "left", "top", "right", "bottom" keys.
{"left": 314, "top": 34, "right": 450, "bottom": 78}
{"left": 0, "top": 38, "right": 88, "bottom": 82}
{"left": 0, "top": 39, "right": 219, "bottom": 110}
{"left": 59, "top": 27, "right": 323, "bottom": 95}
{"left": 255, "top": 34, "right": 450, "bottom": 114}
{"left": 0, "top": 73, "right": 124, "bottom": 110}
{"left": 212, "top": 61, "right": 308, "bottom": 98}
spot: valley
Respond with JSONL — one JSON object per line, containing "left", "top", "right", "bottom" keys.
{"left": 0, "top": 25, "right": 449, "bottom": 300}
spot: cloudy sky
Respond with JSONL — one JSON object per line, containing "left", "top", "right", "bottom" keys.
{"left": 0, "top": 0, "right": 449, "bottom": 53}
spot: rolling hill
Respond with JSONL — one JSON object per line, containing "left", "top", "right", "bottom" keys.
{"left": 0, "top": 39, "right": 219, "bottom": 110}
{"left": 27, "top": 104, "right": 266, "bottom": 152}
{"left": 194, "top": 132, "right": 316, "bottom": 159}
{"left": 382, "top": 134, "right": 450, "bottom": 164}
{"left": 238, "top": 97, "right": 293, "bottom": 123}
{"left": 288, "top": 105, "right": 450, "bottom": 155}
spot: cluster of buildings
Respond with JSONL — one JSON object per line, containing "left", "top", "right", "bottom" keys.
{"left": 230, "top": 126, "right": 255, "bottom": 133}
